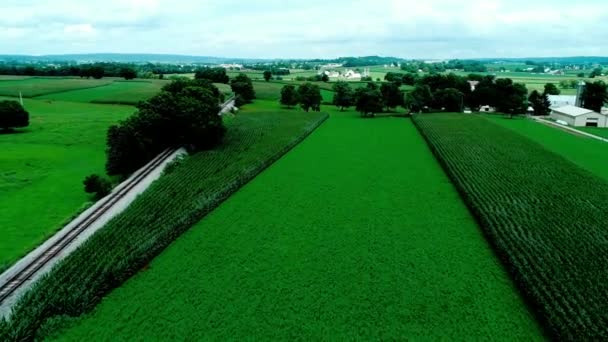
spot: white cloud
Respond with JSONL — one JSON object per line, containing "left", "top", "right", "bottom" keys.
{"left": 0, "top": 0, "right": 608, "bottom": 58}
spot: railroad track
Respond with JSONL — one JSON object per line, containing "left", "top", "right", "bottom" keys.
{"left": 0, "top": 147, "right": 178, "bottom": 305}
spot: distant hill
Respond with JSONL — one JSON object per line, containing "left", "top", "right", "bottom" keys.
{"left": 0, "top": 54, "right": 272, "bottom": 64}
{"left": 477, "top": 56, "right": 608, "bottom": 64}
{"left": 1, "top": 54, "right": 607, "bottom": 65}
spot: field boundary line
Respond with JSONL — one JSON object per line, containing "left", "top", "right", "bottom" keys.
{"left": 533, "top": 117, "right": 608, "bottom": 143}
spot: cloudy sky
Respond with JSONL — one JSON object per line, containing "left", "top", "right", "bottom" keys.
{"left": 2, "top": 0, "right": 608, "bottom": 59}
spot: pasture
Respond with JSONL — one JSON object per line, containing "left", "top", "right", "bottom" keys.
{"left": 55, "top": 107, "right": 540, "bottom": 340}
{"left": 37, "top": 80, "right": 167, "bottom": 105}
{"left": 0, "top": 77, "right": 113, "bottom": 97}
{"left": 577, "top": 126, "right": 608, "bottom": 139}
{"left": 0, "top": 97, "right": 132, "bottom": 272}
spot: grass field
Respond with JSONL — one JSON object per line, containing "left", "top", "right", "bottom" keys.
{"left": 55, "top": 108, "right": 541, "bottom": 340}
{"left": 413, "top": 113, "right": 608, "bottom": 339}
{"left": 577, "top": 126, "right": 608, "bottom": 139}
{"left": 485, "top": 116, "right": 608, "bottom": 181}
{"left": 0, "top": 78, "right": 113, "bottom": 97}
{"left": 36, "top": 80, "right": 167, "bottom": 105}
{"left": 0, "top": 97, "right": 133, "bottom": 272}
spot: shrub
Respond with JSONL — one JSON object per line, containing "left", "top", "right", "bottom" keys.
{"left": 83, "top": 174, "right": 111, "bottom": 199}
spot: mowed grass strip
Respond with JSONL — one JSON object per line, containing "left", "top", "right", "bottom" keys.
{"left": 485, "top": 116, "right": 608, "bottom": 182}
{"left": 57, "top": 109, "right": 541, "bottom": 340}
{"left": 37, "top": 80, "right": 167, "bottom": 105}
{"left": 0, "top": 97, "right": 132, "bottom": 271}
{"left": 0, "top": 78, "right": 113, "bottom": 97}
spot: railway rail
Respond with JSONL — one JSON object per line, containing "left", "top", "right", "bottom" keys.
{"left": 0, "top": 147, "right": 178, "bottom": 306}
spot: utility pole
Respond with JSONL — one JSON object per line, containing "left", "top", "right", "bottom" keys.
{"left": 19, "top": 91, "right": 23, "bottom": 106}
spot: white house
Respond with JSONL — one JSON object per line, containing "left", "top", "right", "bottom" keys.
{"left": 479, "top": 105, "right": 496, "bottom": 113}
{"left": 550, "top": 105, "right": 608, "bottom": 127}
{"left": 548, "top": 95, "right": 577, "bottom": 108}
{"left": 343, "top": 69, "right": 362, "bottom": 80}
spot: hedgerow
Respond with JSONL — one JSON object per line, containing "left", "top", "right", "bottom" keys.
{"left": 412, "top": 113, "right": 608, "bottom": 340}
{"left": 0, "top": 105, "right": 328, "bottom": 341}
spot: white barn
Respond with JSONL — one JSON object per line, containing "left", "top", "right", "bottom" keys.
{"left": 550, "top": 105, "right": 608, "bottom": 127}
{"left": 548, "top": 95, "right": 577, "bottom": 108}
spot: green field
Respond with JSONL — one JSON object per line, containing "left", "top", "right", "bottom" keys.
{"left": 55, "top": 108, "right": 540, "bottom": 340}
{"left": 0, "top": 77, "right": 113, "bottom": 97}
{"left": 0, "top": 97, "right": 132, "bottom": 271}
{"left": 36, "top": 80, "right": 167, "bottom": 105}
{"left": 485, "top": 116, "right": 608, "bottom": 181}
{"left": 0, "top": 100, "right": 329, "bottom": 340}
{"left": 577, "top": 126, "right": 608, "bottom": 139}
{"left": 413, "top": 113, "right": 608, "bottom": 339}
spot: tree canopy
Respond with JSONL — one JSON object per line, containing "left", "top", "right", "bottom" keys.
{"left": 544, "top": 83, "right": 561, "bottom": 95}
{"left": 195, "top": 67, "right": 230, "bottom": 83}
{"left": 581, "top": 81, "right": 608, "bottom": 112}
{"left": 106, "top": 79, "right": 225, "bottom": 176}
{"left": 230, "top": 74, "right": 256, "bottom": 104}
{"left": 380, "top": 82, "right": 403, "bottom": 110}
{"left": 297, "top": 83, "right": 322, "bottom": 112}
{"left": 0, "top": 100, "right": 29, "bottom": 131}
{"left": 280, "top": 85, "right": 298, "bottom": 108}
{"left": 263, "top": 70, "right": 272, "bottom": 82}
{"left": 528, "top": 90, "right": 551, "bottom": 116}
{"left": 332, "top": 81, "right": 354, "bottom": 111}
{"left": 120, "top": 68, "right": 137, "bottom": 80}
{"left": 355, "top": 83, "right": 384, "bottom": 117}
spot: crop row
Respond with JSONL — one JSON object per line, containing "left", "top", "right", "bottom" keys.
{"left": 0, "top": 108, "right": 328, "bottom": 341}
{"left": 412, "top": 113, "right": 608, "bottom": 340}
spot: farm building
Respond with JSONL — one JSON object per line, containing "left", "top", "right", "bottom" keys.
{"left": 550, "top": 105, "right": 608, "bottom": 127}
{"left": 479, "top": 105, "right": 496, "bottom": 113}
{"left": 548, "top": 95, "right": 577, "bottom": 108}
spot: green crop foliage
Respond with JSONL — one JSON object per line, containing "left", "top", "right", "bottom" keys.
{"left": 0, "top": 97, "right": 132, "bottom": 272}
{"left": 37, "top": 80, "right": 167, "bottom": 105}
{"left": 0, "top": 100, "right": 328, "bottom": 341}
{"left": 485, "top": 116, "right": 608, "bottom": 182}
{"left": 53, "top": 109, "right": 540, "bottom": 340}
{"left": 413, "top": 113, "right": 608, "bottom": 340}
{"left": 0, "top": 78, "right": 114, "bottom": 97}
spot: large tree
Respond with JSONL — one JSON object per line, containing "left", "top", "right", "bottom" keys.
{"left": 380, "top": 82, "right": 403, "bottom": 111}
{"left": 528, "top": 90, "right": 551, "bottom": 116}
{"left": 332, "top": 81, "right": 354, "bottom": 111}
{"left": 120, "top": 68, "right": 137, "bottom": 80}
{"left": 355, "top": 83, "right": 384, "bottom": 117}
{"left": 263, "top": 70, "right": 272, "bottom": 82}
{"left": 0, "top": 100, "right": 29, "bottom": 131}
{"left": 544, "top": 83, "right": 561, "bottom": 95}
{"left": 404, "top": 85, "right": 433, "bottom": 113}
{"left": 434, "top": 88, "right": 464, "bottom": 112}
{"left": 280, "top": 85, "right": 298, "bottom": 108}
{"left": 494, "top": 79, "right": 528, "bottom": 118}
{"left": 195, "top": 67, "right": 230, "bottom": 83}
{"left": 230, "top": 74, "right": 256, "bottom": 104}
{"left": 581, "top": 80, "right": 608, "bottom": 112}
{"left": 297, "top": 83, "right": 322, "bottom": 112}
{"left": 106, "top": 80, "right": 225, "bottom": 176}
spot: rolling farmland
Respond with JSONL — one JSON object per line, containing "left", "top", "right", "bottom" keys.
{"left": 37, "top": 80, "right": 167, "bottom": 105}
{"left": 486, "top": 116, "right": 608, "bottom": 181}
{"left": 0, "top": 78, "right": 113, "bottom": 97}
{"left": 413, "top": 113, "right": 608, "bottom": 339}
{"left": 54, "top": 109, "right": 540, "bottom": 340}
{"left": 0, "top": 100, "right": 329, "bottom": 340}
{"left": 0, "top": 97, "right": 132, "bottom": 272}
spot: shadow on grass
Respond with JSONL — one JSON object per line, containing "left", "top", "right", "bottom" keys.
{"left": 0, "top": 128, "right": 30, "bottom": 135}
